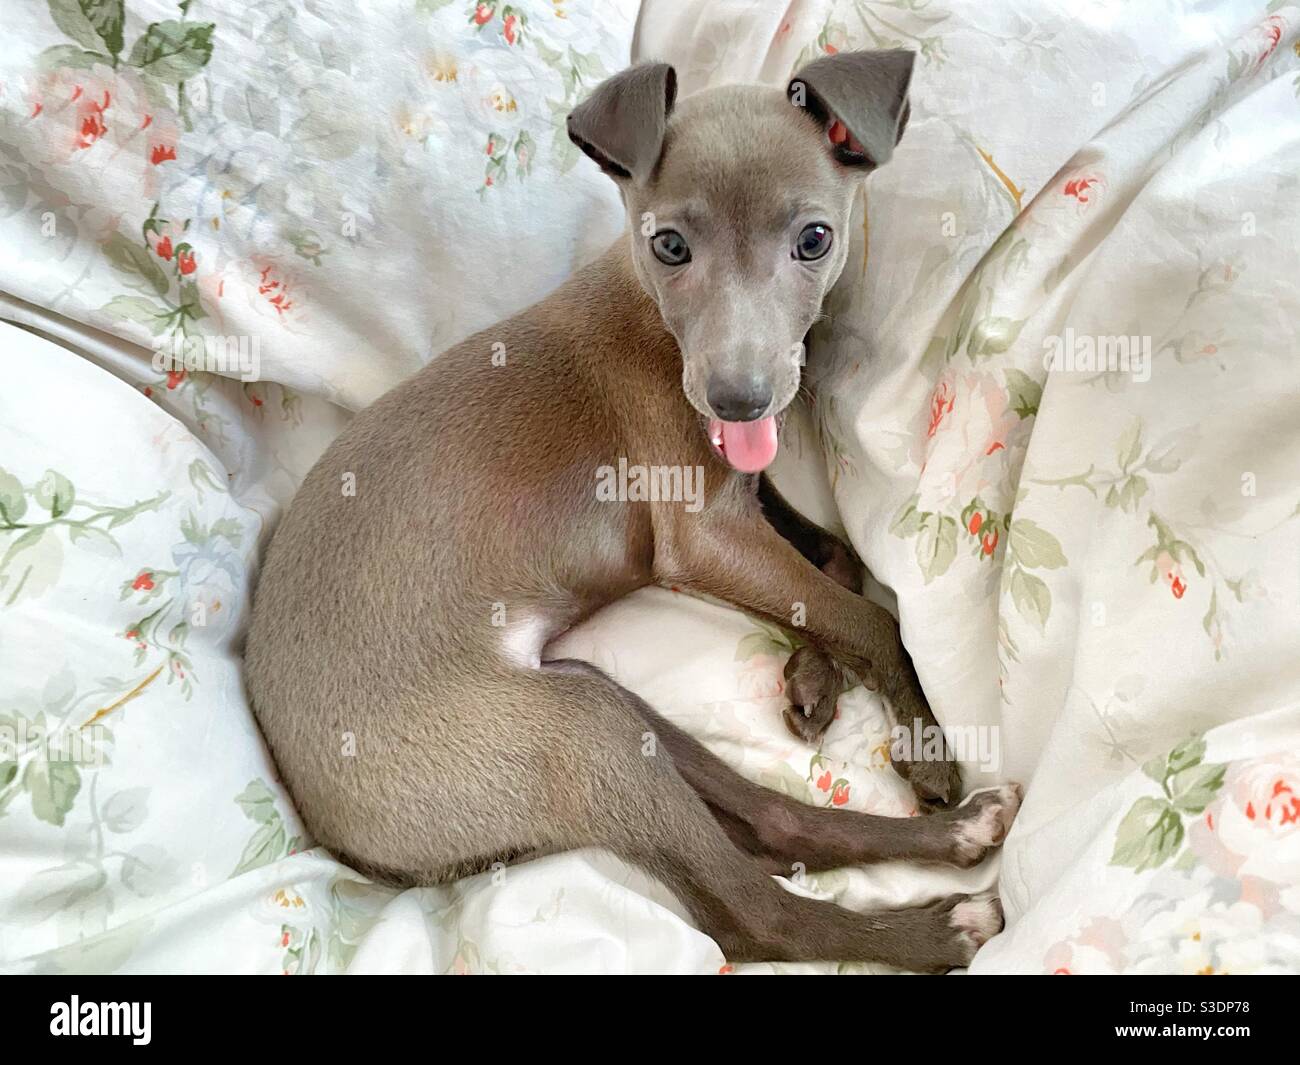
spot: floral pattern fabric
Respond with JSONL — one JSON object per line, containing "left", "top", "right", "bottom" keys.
{"left": 2, "top": 0, "right": 1299, "bottom": 975}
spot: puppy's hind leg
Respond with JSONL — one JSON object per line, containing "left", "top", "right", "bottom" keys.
{"left": 534, "top": 666, "right": 1003, "bottom": 969}
{"left": 547, "top": 659, "right": 1019, "bottom": 874}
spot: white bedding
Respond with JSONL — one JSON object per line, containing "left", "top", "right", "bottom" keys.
{"left": 2, "top": 0, "right": 1299, "bottom": 974}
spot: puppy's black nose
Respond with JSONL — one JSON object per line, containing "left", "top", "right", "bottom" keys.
{"left": 707, "top": 378, "right": 772, "bottom": 422}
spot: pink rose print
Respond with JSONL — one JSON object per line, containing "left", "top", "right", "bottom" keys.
{"left": 257, "top": 265, "right": 294, "bottom": 315}
{"left": 735, "top": 652, "right": 786, "bottom": 699}
{"left": 1062, "top": 172, "right": 1105, "bottom": 214}
{"left": 1251, "top": 15, "right": 1287, "bottom": 71}
{"left": 927, "top": 377, "right": 955, "bottom": 440}
{"left": 25, "top": 64, "right": 180, "bottom": 200}
{"left": 74, "top": 88, "right": 111, "bottom": 150}
{"left": 1043, "top": 917, "right": 1126, "bottom": 975}
{"left": 200, "top": 259, "right": 304, "bottom": 331}
{"left": 1063, "top": 177, "right": 1098, "bottom": 203}
{"left": 1191, "top": 756, "right": 1300, "bottom": 898}
{"left": 916, "top": 370, "right": 1019, "bottom": 512}
{"left": 1156, "top": 550, "right": 1186, "bottom": 599}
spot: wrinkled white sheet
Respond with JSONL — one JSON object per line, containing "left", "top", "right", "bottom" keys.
{"left": 3, "top": 0, "right": 1299, "bottom": 974}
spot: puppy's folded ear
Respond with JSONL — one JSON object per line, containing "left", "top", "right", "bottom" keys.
{"left": 567, "top": 62, "right": 677, "bottom": 185}
{"left": 787, "top": 49, "right": 915, "bottom": 169}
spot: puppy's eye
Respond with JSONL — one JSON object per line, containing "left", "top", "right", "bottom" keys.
{"left": 794, "top": 223, "right": 833, "bottom": 261}
{"left": 651, "top": 230, "right": 691, "bottom": 266}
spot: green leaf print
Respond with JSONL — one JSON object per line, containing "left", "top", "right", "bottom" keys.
{"left": 1116, "top": 417, "right": 1143, "bottom": 471}
{"left": 101, "top": 295, "right": 173, "bottom": 335}
{"left": 1111, "top": 733, "right": 1227, "bottom": 873}
{"left": 1, "top": 471, "right": 169, "bottom": 607}
{"left": 1168, "top": 763, "right": 1226, "bottom": 815}
{"left": 1, "top": 528, "right": 63, "bottom": 606}
{"left": 24, "top": 757, "right": 82, "bottom": 827}
{"left": 1009, "top": 567, "right": 1050, "bottom": 632}
{"left": 35, "top": 43, "right": 106, "bottom": 72}
{"left": 47, "top": 0, "right": 125, "bottom": 58}
{"left": 1008, "top": 519, "right": 1067, "bottom": 569}
{"left": 1004, "top": 368, "right": 1042, "bottom": 419}
{"left": 0, "top": 467, "right": 26, "bottom": 525}
{"left": 1111, "top": 796, "right": 1184, "bottom": 872}
{"left": 232, "top": 779, "right": 303, "bottom": 877}
{"left": 102, "top": 787, "right": 149, "bottom": 833}
{"left": 968, "top": 316, "right": 1024, "bottom": 359}
{"left": 68, "top": 525, "right": 121, "bottom": 558}
{"left": 889, "top": 495, "right": 924, "bottom": 538}
{"left": 915, "top": 513, "right": 958, "bottom": 583}
{"left": 1002, "top": 518, "right": 1068, "bottom": 632}
{"left": 127, "top": 20, "right": 215, "bottom": 83}
{"left": 233, "top": 819, "right": 289, "bottom": 877}
{"left": 34, "top": 470, "right": 75, "bottom": 519}
{"left": 1167, "top": 734, "right": 1207, "bottom": 774}
{"left": 102, "top": 232, "right": 170, "bottom": 297}
{"left": 235, "top": 779, "right": 279, "bottom": 824}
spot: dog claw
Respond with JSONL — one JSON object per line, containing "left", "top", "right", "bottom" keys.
{"left": 802, "top": 704, "right": 813, "bottom": 718}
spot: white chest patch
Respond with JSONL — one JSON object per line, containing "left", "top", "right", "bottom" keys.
{"left": 500, "top": 613, "right": 549, "bottom": 670}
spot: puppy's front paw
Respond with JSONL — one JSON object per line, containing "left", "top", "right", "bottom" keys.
{"left": 944, "top": 783, "right": 1023, "bottom": 866}
{"left": 890, "top": 732, "right": 963, "bottom": 808}
{"left": 781, "top": 647, "right": 844, "bottom": 744}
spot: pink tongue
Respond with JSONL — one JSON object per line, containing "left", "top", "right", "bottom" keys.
{"left": 712, "top": 416, "right": 779, "bottom": 473}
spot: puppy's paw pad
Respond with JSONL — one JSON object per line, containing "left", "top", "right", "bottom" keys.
{"left": 949, "top": 893, "right": 1003, "bottom": 963}
{"left": 950, "top": 783, "right": 1022, "bottom": 862}
{"left": 783, "top": 647, "right": 841, "bottom": 707}
{"left": 782, "top": 701, "right": 834, "bottom": 744}
{"left": 892, "top": 753, "right": 962, "bottom": 809}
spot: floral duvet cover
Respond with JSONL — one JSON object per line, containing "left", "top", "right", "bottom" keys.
{"left": 1, "top": 0, "right": 1299, "bottom": 973}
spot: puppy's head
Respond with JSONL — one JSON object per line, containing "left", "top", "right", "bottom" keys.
{"left": 568, "top": 50, "right": 914, "bottom": 472}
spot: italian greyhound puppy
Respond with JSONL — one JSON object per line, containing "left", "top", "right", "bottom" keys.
{"left": 245, "top": 50, "right": 1022, "bottom": 970}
